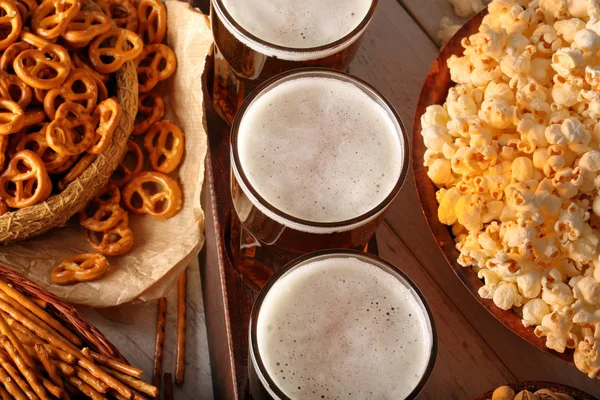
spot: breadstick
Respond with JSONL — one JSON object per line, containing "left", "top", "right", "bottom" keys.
{"left": 0, "top": 281, "right": 81, "bottom": 346}
{"left": 34, "top": 344, "right": 62, "bottom": 389}
{"left": 0, "top": 348, "right": 38, "bottom": 400}
{"left": 7, "top": 316, "right": 76, "bottom": 364}
{"left": 0, "top": 364, "right": 27, "bottom": 400}
{"left": 101, "top": 366, "right": 158, "bottom": 397}
{"left": 0, "top": 335, "right": 49, "bottom": 400}
{"left": 66, "top": 377, "right": 105, "bottom": 400}
{"left": 75, "top": 366, "right": 109, "bottom": 393}
{"left": 91, "top": 351, "right": 143, "bottom": 379}
{"left": 176, "top": 270, "right": 187, "bottom": 385}
{"left": 163, "top": 373, "right": 174, "bottom": 400}
{"left": 0, "top": 313, "right": 35, "bottom": 368}
{"left": 152, "top": 297, "right": 167, "bottom": 390}
{"left": 0, "top": 385, "right": 11, "bottom": 400}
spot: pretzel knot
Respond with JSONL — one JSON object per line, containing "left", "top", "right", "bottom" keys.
{"left": 0, "top": 149, "right": 52, "bottom": 208}
{"left": 110, "top": 139, "right": 143, "bottom": 187}
{"left": 62, "top": 11, "right": 111, "bottom": 47}
{"left": 136, "top": 44, "right": 176, "bottom": 93}
{"left": 57, "top": 152, "right": 95, "bottom": 190}
{"left": 44, "top": 68, "right": 98, "bottom": 119}
{"left": 137, "top": 0, "right": 166, "bottom": 45}
{"left": 88, "top": 97, "right": 121, "bottom": 155}
{"left": 85, "top": 212, "right": 134, "bottom": 256}
{"left": 133, "top": 92, "right": 163, "bottom": 135}
{"left": 0, "top": 70, "right": 31, "bottom": 109}
{"left": 50, "top": 252, "right": 109, "bottom": 285}
{"left": 89, "top": 27, "right": 143, "bottom": 74}
{"left": 31, "top": 0, "right": 81, "bottom": 40}
{"left": 106, "top": 0, "right": 138, "bottom": 31}
{"left": 144, "top": 120, "right": 184, "bottom": 174}
{"left": 80, "top": 184, "right": 126, "bottom": 232}
{"left": 123, "top": 171, "right": 182, "bottom": 220}
{"left": 14, "top": 32, "right": 72, "bottom": 89}
{"left": 46, "top": 102, "right": 95, "bottom": 156}
{"left": 16, "top": 124, "right": 73, "bottom": 173}
{"left": 0, "top": 98, "right": 24, "bottom": 135}
{"left": 0, "top": 0, "right": 22, "bottom": 51}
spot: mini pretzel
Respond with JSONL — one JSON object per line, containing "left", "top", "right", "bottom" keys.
{"left": 46, "top": 102, "right": 95, "bottom": 155}
{"left": 110, "top": 139, "right": 143, "bottom": 187}
{"left": 72, "top": 53, "right": 108, "bottom": 101}
{"left": 80, "top": 193, "right": 125, "bottom": 232}
{"left": 0, "top": 0, "right": 22, "bottom": 51}
{"left": 133, "top": 92, "right": 163, "bottom": 135}
{"left": 0, "top": 135, "right": 7, "bottom": 173}
{"left": 31, "top": 0, "right": 81, "bottom": 39}
{"left": 136, "top": 44, "right": 176, "bottom": 93}
{"left": 0, "top": 199, "right": 7, "bottom": 216}
{"left": 44, "top": 68, "right": 98, "bottom": 119}
{"left": 50, "top": 253, "right": 109, "bottom": 285}
{"left": 0, "top": 42, "right": 30, "bottom": 73}
{"left": 85, "top": 212, "right": 134, "bottom": 256}
{"left": 0, "top": 150, "right": 51, "bottom": 208}
{"left": 62, "top": 11, "right": 111, "bottom": 46}
{"left": 88, "top": 97, "right": 120, "bottom": 154}
{"left": 14, "top": 0, "right": 36, "bottom": 24}
{"left": 137, "top": 0, "right": 166, "bottom": 45}
{"left": 0, "top": 99, "right": 24, "bottom": 135}
{"left": 14, "top": 32, "right": 71, "bottom": 89}
{"left": 0, "top": 71, "right": 31, "bottom": 109}
{"left": 16, "top": 126, "right": 73, "bottom": 173}
{"left": 88, "top": 28, "right": 143, "bottom": 74}
{"left": 105, "top": 0, "right": 138, "bottom": 31}
{"left": 21, "top": 109, "right": 45, "bottom": 128}
{"left": 144, "top": 121, "right": 184, "bottom": 173}
{"left": 122, "top": 171, "right": 182, "bottom": 219}
{"left": 57, "top": 152, "right": 95, "bottom": 190}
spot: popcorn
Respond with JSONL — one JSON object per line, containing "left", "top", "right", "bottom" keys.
{"left": 449, "top": 0, "right": 486, "bottom": 18}
{"left": 522, "top": 298, "right": 551, "bottom": 326}
{"left": 438, "top": 17, "right": 462, "bottom": 46}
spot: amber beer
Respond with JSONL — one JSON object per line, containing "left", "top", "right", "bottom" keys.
{"left": 230, "top": 69, "right": 409, "bottom": 289}
{"left": 210, "top": 0, "right": 378, "bottom": 123}
{"left": 248, "top": 250, "right": 437, "bottom": 400}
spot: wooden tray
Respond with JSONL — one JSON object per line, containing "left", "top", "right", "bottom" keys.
{"left": 411, "top": 10, "right": 572, "bottom": 363}
{"left": 200, "top": 52, "right": 379, "bottom": 398}
{"left": 475, "top": 381, "right": 596, "bottom": 400}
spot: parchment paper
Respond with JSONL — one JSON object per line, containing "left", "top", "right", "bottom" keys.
{"left": 0, "top": 2, "right": 212, "bottom": 307}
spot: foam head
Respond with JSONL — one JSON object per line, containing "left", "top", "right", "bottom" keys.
{"left": 254, "top": 254, "right": 434, "bottom": 399}
{"left": 234, "top": 73, "right": 405, "bottom": 233}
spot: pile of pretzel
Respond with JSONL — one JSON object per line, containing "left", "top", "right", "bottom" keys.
{"left": 0, "top": 278, "right": 158, "bottom": 399}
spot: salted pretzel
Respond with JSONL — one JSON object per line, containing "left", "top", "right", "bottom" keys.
{"left": 31, "top": 0, "right": 81, "bottom": 40}
{"left": 62, "top": 11, "right": 111, "bottom": 47}
{"left": 0, "top": 71, "right": 31, "bottom": 109}
{"left": 80, "top": 183, "right": 125, "bottom": 231}
{"left": 144, "top": 121, "right": 184, "bottom": 174}
{"left": 122, "top": 171, "right": 182, "bottom": 219}
{"left": 85, "top": 212, "right": 134, "bottom": 256}
{"left": 58, "top": 152, "right": 95, "bottom": 190}
{"left": 136, "top": 44, "right": 177, "bottom": 93}
{"left": 105, "top": 0, "right": 138, "bottom": 31}
{"left": 137, "top": 0, "right": 166, "bottom": 45}
{"left": 50, "top": 253, "right": 109, "bottom": 285}
{"left": 44, "top": 68, "right": 98, "bottom": 119}
{"left": 14, "top": 32, "right": 72, "bottom": 89}
{"left": 0, "top": 42, "right": 30, "bottom": 73}
{"left": 0, "top": 134, "right": 7, "bottom": 173}
{"left": 88, "top": 28, "right": 143, "bottom": 74}
{"left": 133, "top": 92, "right": 163, "bottom": 135}
{"left": 15, "top": 0, "right": 36, "bottom": 24}
{"left": 94, "top": 182, "right": 121, "bottom": 205}
{"left": 16, "top": 125, "right": 74, "bottom": 173}
{"left": 110, "top": 139, "right": 143, "bottom": 187}
{"left": 0, "top": 149, "right": 52, "bottom": 208}
{"left": 0, "top": 0, "right": 22, "bottom": 51}
{"left": 88, "top": 97, "right": 120, "bottom": 155}
{"left": 0, "top": 98, "right": 24, "bottom": 135}
{"left": 46, "top": 102, "right": 95, "bottom": 155}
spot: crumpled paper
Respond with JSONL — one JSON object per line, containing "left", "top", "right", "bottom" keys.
{"left": 0, "top": 1, "right": 212, "bottom": 307}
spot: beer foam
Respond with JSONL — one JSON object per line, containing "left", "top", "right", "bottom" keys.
{"left": 235, "top": 76, "right": 403, "bottom": 233}
{"left": 215, "top": 0, "right": 373, "bottom": 61}
{"left": 256, "top": 256, "right": 433, "bottom": 399}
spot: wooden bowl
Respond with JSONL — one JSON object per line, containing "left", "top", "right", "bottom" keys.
{"left": 475, "top": 381, "right": 597, "bottom": 400}
{"left": 412, "top": 10, "right": 572, "bottom": 364}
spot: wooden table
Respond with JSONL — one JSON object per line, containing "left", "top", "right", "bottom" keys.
{"left": 77, "top": 0, "right": 600, "bottom": 398}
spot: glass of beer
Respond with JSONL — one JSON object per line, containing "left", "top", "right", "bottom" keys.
{"left": 229, "top": 68, "right": 409, "bottom": 289}
{"left": 210, "top": 0, "right": 379, "bottom": 123}
{"left": 248, "top": 249, "right": 437, "bottom": 400}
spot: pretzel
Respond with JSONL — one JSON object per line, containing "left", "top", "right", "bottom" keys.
{"left": 133, "top": 92, "right": 163, "bottom": 135}
{"left": 72, "top": 53, "right": 108, "bottom": 101}
{"left": 85, "top": 212, "right": 134, "bottom": 256}
{"left": 105, "top": 0, "right": 138, "bottom": 31}
{"left": 0, "top": 150, "right": 52, "bottom": 208}
{"left": 0, "top": 71, "right": 31, "bottom": 109}
{"left": 122, "top": 171, "right": 182, "bottom": 219}
{"left": 0, "top": 199, "right": 5, "bottom": 216}
{"left": 88, "top": 97, "right": 120, "bottom": 154}
{"left": 79, "top": 196, "right": 125, "bottom": 232}
{"left": 57, "top": 152, "right": 95, "bottom": 190}
{"left": 136, "top": 44, "right": 176, "bottom": 93}
{"left": 16, "top": 126, "right": 74, "bottom": 173}
{"left": 44, "top": 68, "right": 98, "bottom": 119}
{"left": 14, "top": 32, "right": 71, "bottom": 89}
{"left": 144, "top": 120, "right": 184, "bottom": 173}
{"left": 137, "top": 0, "right": 166, "bottom": 45}
{"left": 0, "top": 0, "right": 22, "bottom": 51}
{"left": 153, "top": 297, "right": 166, "bottom": 390}
{"left": 48, "top": 154, "right": 77, "bottom": 175}
{"left": 22, "top": 109, "right": 45, "bottom": 128}
{"left": 0, "top": 347, "right": 39, "bottom": 399}
{"left": 0, "top": 364, "right": 26, "bottom": 400}
{"left": 50, "top": 253, "right": 109, "bottom": 285}
{"left": 14, "top": 0, "right": 36, "bottom": 24}
{"left": 176, "top": 269, "right": 187, "bottom": 385}
{"left": 88, "top": 28, "right": 143, "bottom": 74}
{"left": 0, "top": 335, "right": 48, "bottom": 400}
{"left": 31, "top": 0, "right": 80, "bottom": 39}
{"left": 90, "top": 353, "right": 143, "bottom": 379}
{"left": 46, "top": 102, "right": 95, "bottom": 155}
{"left": 0, "top": 99, "right": 24, "bottom": 135}
{"left": 34, "top": 344, "right": 62, "bottom": 390}
{"left": 110, "top": 139, "right": 143, "bottom": 187}
{"left": 62, "top": 11, "right": 111, "bottom": 47}
{"left": 0, "top": 42, "right": 30, "bottom": 73}
{"left": 0, "top": 135, "right": 6, "bottom": 173}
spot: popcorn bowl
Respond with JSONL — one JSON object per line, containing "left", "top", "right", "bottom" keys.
{"left": 474, "top": 381, "right": 596, "bottom": 400}
{"left": 411, "top": 10, "right": 575, "bottom": 364}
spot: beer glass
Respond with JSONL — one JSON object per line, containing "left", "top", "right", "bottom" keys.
{"left": 210, "top": 0, "right": 379, "bottom": 123}
{"left": 229, "top": 69, "right": 409, "bottom": 289}
{"left": 248, "top": 249, "right": 437, "bottom": 400}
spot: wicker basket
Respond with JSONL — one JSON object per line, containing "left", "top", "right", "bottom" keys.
{"left": 0, "top": 8, "right": 138, "bottom": 244}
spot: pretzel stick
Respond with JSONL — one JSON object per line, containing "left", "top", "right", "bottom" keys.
{"left": 38, "top": 378, "right": 63, "bottom": 399}
{"left": 77, "top": 358, "right": 133, "bottom": 399}
{"left": 0, "top": 364, "right": 27, "bottom": 400}
{"left": 75, "top": 366, "right": 109, "bottom": 393}
{"left": 0, "top": 335, "right": 49, "bottom": 400}
{"left": 101, "top": 366, "right": 158, "bottom": 397}
{"left": 34, "top": 344, "right": 62, "bottom": 389}
{"left": 152, "top": 298, "right": 166, "bottom": 390}
{"left": 0, "top": 385, "right": 11, "bottom": 400}
{"left": 163, "top": 373, "right": 174, "bottom": 400}
{"left": 31, "top": 299, "right": 47, "bottom": 309}
{"left": 81, "top": 347, "right": 93, "bottom": 360}
{"left": 7, "top": 316, "right": 76, "bottom": 364}
{"left": 176, "top": 270, "right": 187, "bottom": 385}
{"left": 0, "top": 348, "right": 38, "bottom": 400}
{"left": 0, "top": 282, "right": 81, "bottom": 346}
{"left": 91, "top": 351, "right": 143, "bottom": 378}
{"left": 54, "top": 360, "right": 75, "bottom": 377}
{"left": 67, "top": 376, "right": 106, "bottom": 400}
{"left": 0, "top": 313, "right": 35, "bottom": 368}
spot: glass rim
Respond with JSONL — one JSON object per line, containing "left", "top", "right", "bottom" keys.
{"left": 211, "top": 0, "right": 379, "bottom": 54}
{"left": 249, "top": 249, "right": 438, "bottom": 400}
{"left": 230, "top": 68, "right": 410, "bottom": 230}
